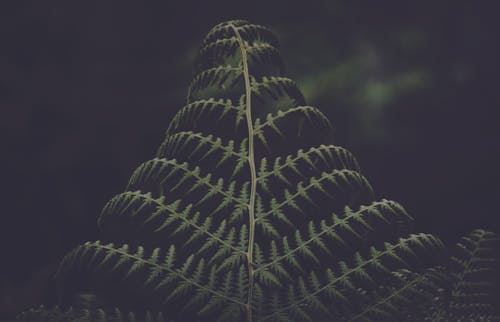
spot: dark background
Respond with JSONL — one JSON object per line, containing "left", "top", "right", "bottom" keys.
{"left": 1, "top": 0, "right": 499, "bottom": 318}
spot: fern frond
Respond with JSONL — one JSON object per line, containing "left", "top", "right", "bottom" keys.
{"left": 430, "top": 229, "right": 500, "bottom": 321}
{"left": 44, "top": 19, "right": 454, "bottom": 322}
{"left": 203, "top": 21, "right": 279, "bottom": 49}
{"left": 258, "top": 233, "right": 444, "bottom": 321}
{"left": 196, "top": 37, "right": 283, "bottom": 76}
{"left": 257, "top": 199, "right": 414, "bottom": 275}
{"left": 57, "top": 242, "right": 247, "bottom": 314}
{"left": 348, "top": 268, "right": 449, "bottom": 321}
{"left": 188, "top": 65, "right": 244, "bottom": 102}
{"left": 126, "top": 158, "right": 245, "bottom": 207}
{"left": 161, "top": 98, "right": 244, "bottom": 141}
{"left": 256, "top": 169, "right": 374, "bottom": 225}
{"left": 252, "top": 76, "right": 304, "bottom": 103}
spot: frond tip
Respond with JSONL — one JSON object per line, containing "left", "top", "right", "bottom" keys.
{"left": 19, "top": 19, "right": 496, "bottom": 322}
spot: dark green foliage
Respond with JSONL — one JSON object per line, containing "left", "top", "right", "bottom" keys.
{"left": 17, "top": 20, "right": 499, "bottom": 322}
{"left": 17, "top": 306, "right": 166, "bottom": 322}
{"left": 428, "top": 230, "right": 500, "bottom": 321}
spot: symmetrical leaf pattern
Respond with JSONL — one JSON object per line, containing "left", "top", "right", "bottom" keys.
{"left": 50, "top": 20, "right": 450, "bottom": 322}
{"left": 13, "top": 20, "right": 500, "bottom": 322}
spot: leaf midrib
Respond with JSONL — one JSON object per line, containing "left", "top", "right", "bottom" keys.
{"left": 229, "top": 22, "right": 257, "bottom": 322}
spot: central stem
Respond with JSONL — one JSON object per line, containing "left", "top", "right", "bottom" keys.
{"left": 230, "top": 23, "right": 257, "bottom": 322}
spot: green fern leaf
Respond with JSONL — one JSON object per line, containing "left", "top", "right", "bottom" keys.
{"left": 25, "top": 20, "right": 468, "bottom": 322}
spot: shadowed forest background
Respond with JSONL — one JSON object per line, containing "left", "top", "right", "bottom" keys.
{"left": 1, "top": 0, "right": 499, "bottom": 318}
